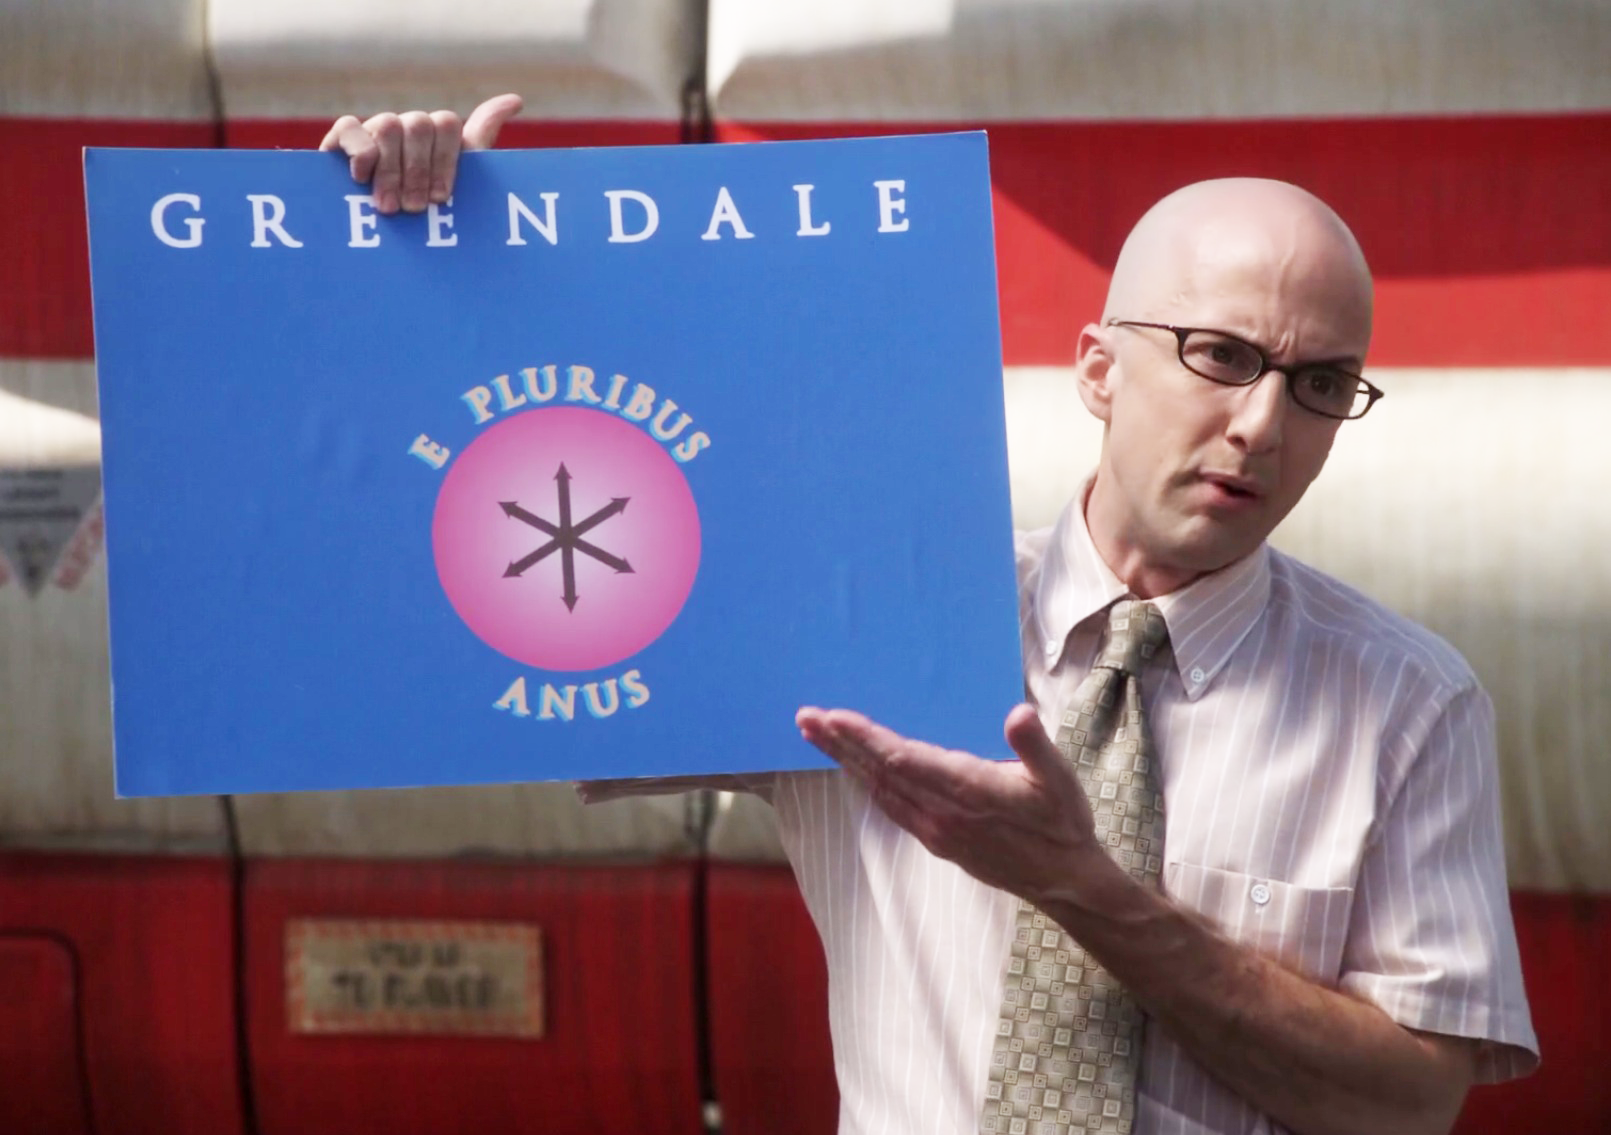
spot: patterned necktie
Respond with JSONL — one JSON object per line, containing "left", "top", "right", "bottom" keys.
{"left": 982, "top": 599, "right": 1170, "bottom": 1135}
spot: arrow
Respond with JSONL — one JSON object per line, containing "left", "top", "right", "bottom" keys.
{"left": 561, "top": 544, "right": 578, "bottom": 610}
{"left": 500, "top": 500, "right": 559, "bottom": 537}
{"left": 505, "top": 538, "right": 561, "bottom": 578}
{"left": 570, "top": 497, "right": 629, "bottom": 540}
{"left": 554, "top": 463, "right": 572, "bottom": 532}
{"left": 574, "top": 538, "right": 633, "bottom": 574}
{"left": 500, "top": 467, "right": 633, "bottom": 610}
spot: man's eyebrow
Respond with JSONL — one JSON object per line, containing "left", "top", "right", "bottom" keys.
{"left": 1299, "top": 352, "right": 1368, "bottom": 371}
{"left": 1219, "top": 328, "right": 1366, "bottom": 372}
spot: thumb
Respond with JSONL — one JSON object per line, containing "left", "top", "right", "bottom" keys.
{"left": 1004, "top": 703, "right": 1066, "bottom": 780}
{"left": 463, "top": 93, "right": 524, "bottom": 151}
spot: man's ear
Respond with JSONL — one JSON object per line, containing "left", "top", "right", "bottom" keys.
{"left": 1073, "top": 323, "right": 1115, "bottom": 424}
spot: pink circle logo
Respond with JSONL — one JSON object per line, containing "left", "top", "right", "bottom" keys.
{"left": 432, "top": 406, "right": 701, "bottom": 671}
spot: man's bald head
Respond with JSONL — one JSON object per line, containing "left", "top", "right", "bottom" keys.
{"left": 1103, "top": 178, "right": 1373, "bottom": 351}
{"left": 1075, "top": 179, "right": 1377, "bottom": 598}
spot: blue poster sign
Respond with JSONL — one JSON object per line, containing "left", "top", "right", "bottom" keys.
{"left": 84, "top": 133, "right": 1022, "bottom": 795}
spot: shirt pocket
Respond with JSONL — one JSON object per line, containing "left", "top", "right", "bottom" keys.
{"left": 1164, "top": 861, "right": 1356, "bottom": 985}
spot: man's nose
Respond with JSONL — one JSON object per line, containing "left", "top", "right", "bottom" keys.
{"left": 1226, "top": 369, "right": 1286, "bottom": 454}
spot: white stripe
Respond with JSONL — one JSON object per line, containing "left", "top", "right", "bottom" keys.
{"left": 2, "top": 0, "right": 214, "bottom": 119}
{"left": 209, "top": 0, "right": 697, "bottom": 119}
{"left": 707, "top": 0, "right": 1611, "bottom": 120}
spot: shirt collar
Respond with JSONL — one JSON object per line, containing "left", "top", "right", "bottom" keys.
{"left": 1033, "top": 482, "right": 1272, "bottom": 700}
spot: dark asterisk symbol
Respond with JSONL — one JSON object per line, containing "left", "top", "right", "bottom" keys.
{"left": 500, "top": 463, "right": 633, "bottom": 611}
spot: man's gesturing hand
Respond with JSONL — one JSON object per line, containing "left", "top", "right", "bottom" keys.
{"left": 795, "top": 703, "right": 1125, "bottom": 908}
{"left": 319, "top": 93, "right": 524, "bottom": 215}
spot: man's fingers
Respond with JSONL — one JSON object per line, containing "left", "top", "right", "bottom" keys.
{"left": 797, "top": 708, "right": 891, "bottom": 786}
{"left": 317, "top": 116, "right": 350, "bottom": 152}
{"left": 397, "top": 110, "right": 435, "bottom": 213}
{"left": 798, "top": 708, "right": 1066, "bottom": 879}
{"left": 812, "top": 708, "right": 1007, "bottom": 796}
{"left": 320, "top": 115, "right": 382, "bottom": 184}
{"left": 363, "top": 112, "right": 405, "bottom": 214}
{"left": 322, "top": 95, "right": 520, "bottom": 209}
{"left": 799, "top": 708, "right": 929, "bottom": 793}
{"left": 1005, "top": 703, "right": 1066, "bottom": 779}
{"left": 428, "top": 110, "right": 463, "bottom": 203}
{"left": 1004, "top": 703, "right": 1101, "bottom": 840}
{"left": 463, "top": 93, "right": 524, "bottom": 151}
{"left": 800, "top": 707, "right": 1027, "bottom": 820}
{"left": 317, "top": 115, "right": 363, "bottom": 154}
{"left": 798, "top": 708, "right": 935, "bottom": 813}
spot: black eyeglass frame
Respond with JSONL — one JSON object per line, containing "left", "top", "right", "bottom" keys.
{"left": 1106, "top": 320, "right": 1385, "bottom": 421}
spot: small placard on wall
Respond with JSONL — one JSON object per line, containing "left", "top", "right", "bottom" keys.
{"left": 287, "top": 919, "right": 543, "bottom": 1038}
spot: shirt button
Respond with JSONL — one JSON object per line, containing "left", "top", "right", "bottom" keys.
{"left": 1190, "top": 667, "right": 1205, "bottom": 684}
{"left": 1250, "top": 882, "right": 1272, "bottom": 907}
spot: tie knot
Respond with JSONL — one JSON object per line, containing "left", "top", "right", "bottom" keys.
{"left": 1096, "top": 600, "right": 1169, "bottom": 677}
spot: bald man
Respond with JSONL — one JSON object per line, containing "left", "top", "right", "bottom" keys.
{"left": 790, "top": 179, "right": 1535, "bottom": 1135}
{"left": 328, "top": 105, "right": 1537, "bottom": 1134}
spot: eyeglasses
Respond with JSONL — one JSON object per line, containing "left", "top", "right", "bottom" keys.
{"left": 1106, "top": 321, "right": 1384, "bottom": 421}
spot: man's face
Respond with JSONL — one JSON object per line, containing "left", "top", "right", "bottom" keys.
{"left": 1080, "top": 218, "right": 1372, "bottom": 582}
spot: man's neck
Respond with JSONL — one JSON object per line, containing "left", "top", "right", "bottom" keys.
{"left": 1082, "top": 475, "right": 1206, "bottom": 600}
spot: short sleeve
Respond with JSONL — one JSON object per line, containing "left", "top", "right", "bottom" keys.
{"left": 1338, "top": 685, "right": 1540, "bottom": 1082}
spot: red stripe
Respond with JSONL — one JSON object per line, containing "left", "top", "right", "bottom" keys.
{"left": 1452, "top": 891, "right": 1611, "bottom": 1133}
{"left": 1, "top": 118, "right": 678, "bottom": 361}
{"left": 720, "top": 115, "right": 1611, "bottom": 367}
{"left": 1, "top": 118, "right": 218, "bottom": 360}
{"left": 0, "top": 852, "right": 244, "bottom": 1135}
{"left": 11, "top": 114, "right": 1606, "bottom": 365}
{"left": 245, "top": 858, "right": 703, "bottom": 1135}
{"left": 707, "top": 864, "right": 838, "bottom": 1135}
{"left": 0, "top": 937, "right": 91, "bottom": 1133}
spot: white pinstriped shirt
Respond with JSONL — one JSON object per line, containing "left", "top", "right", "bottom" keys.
{"left": 759, "top": 493, "right": 1538, "bottom": 1135}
